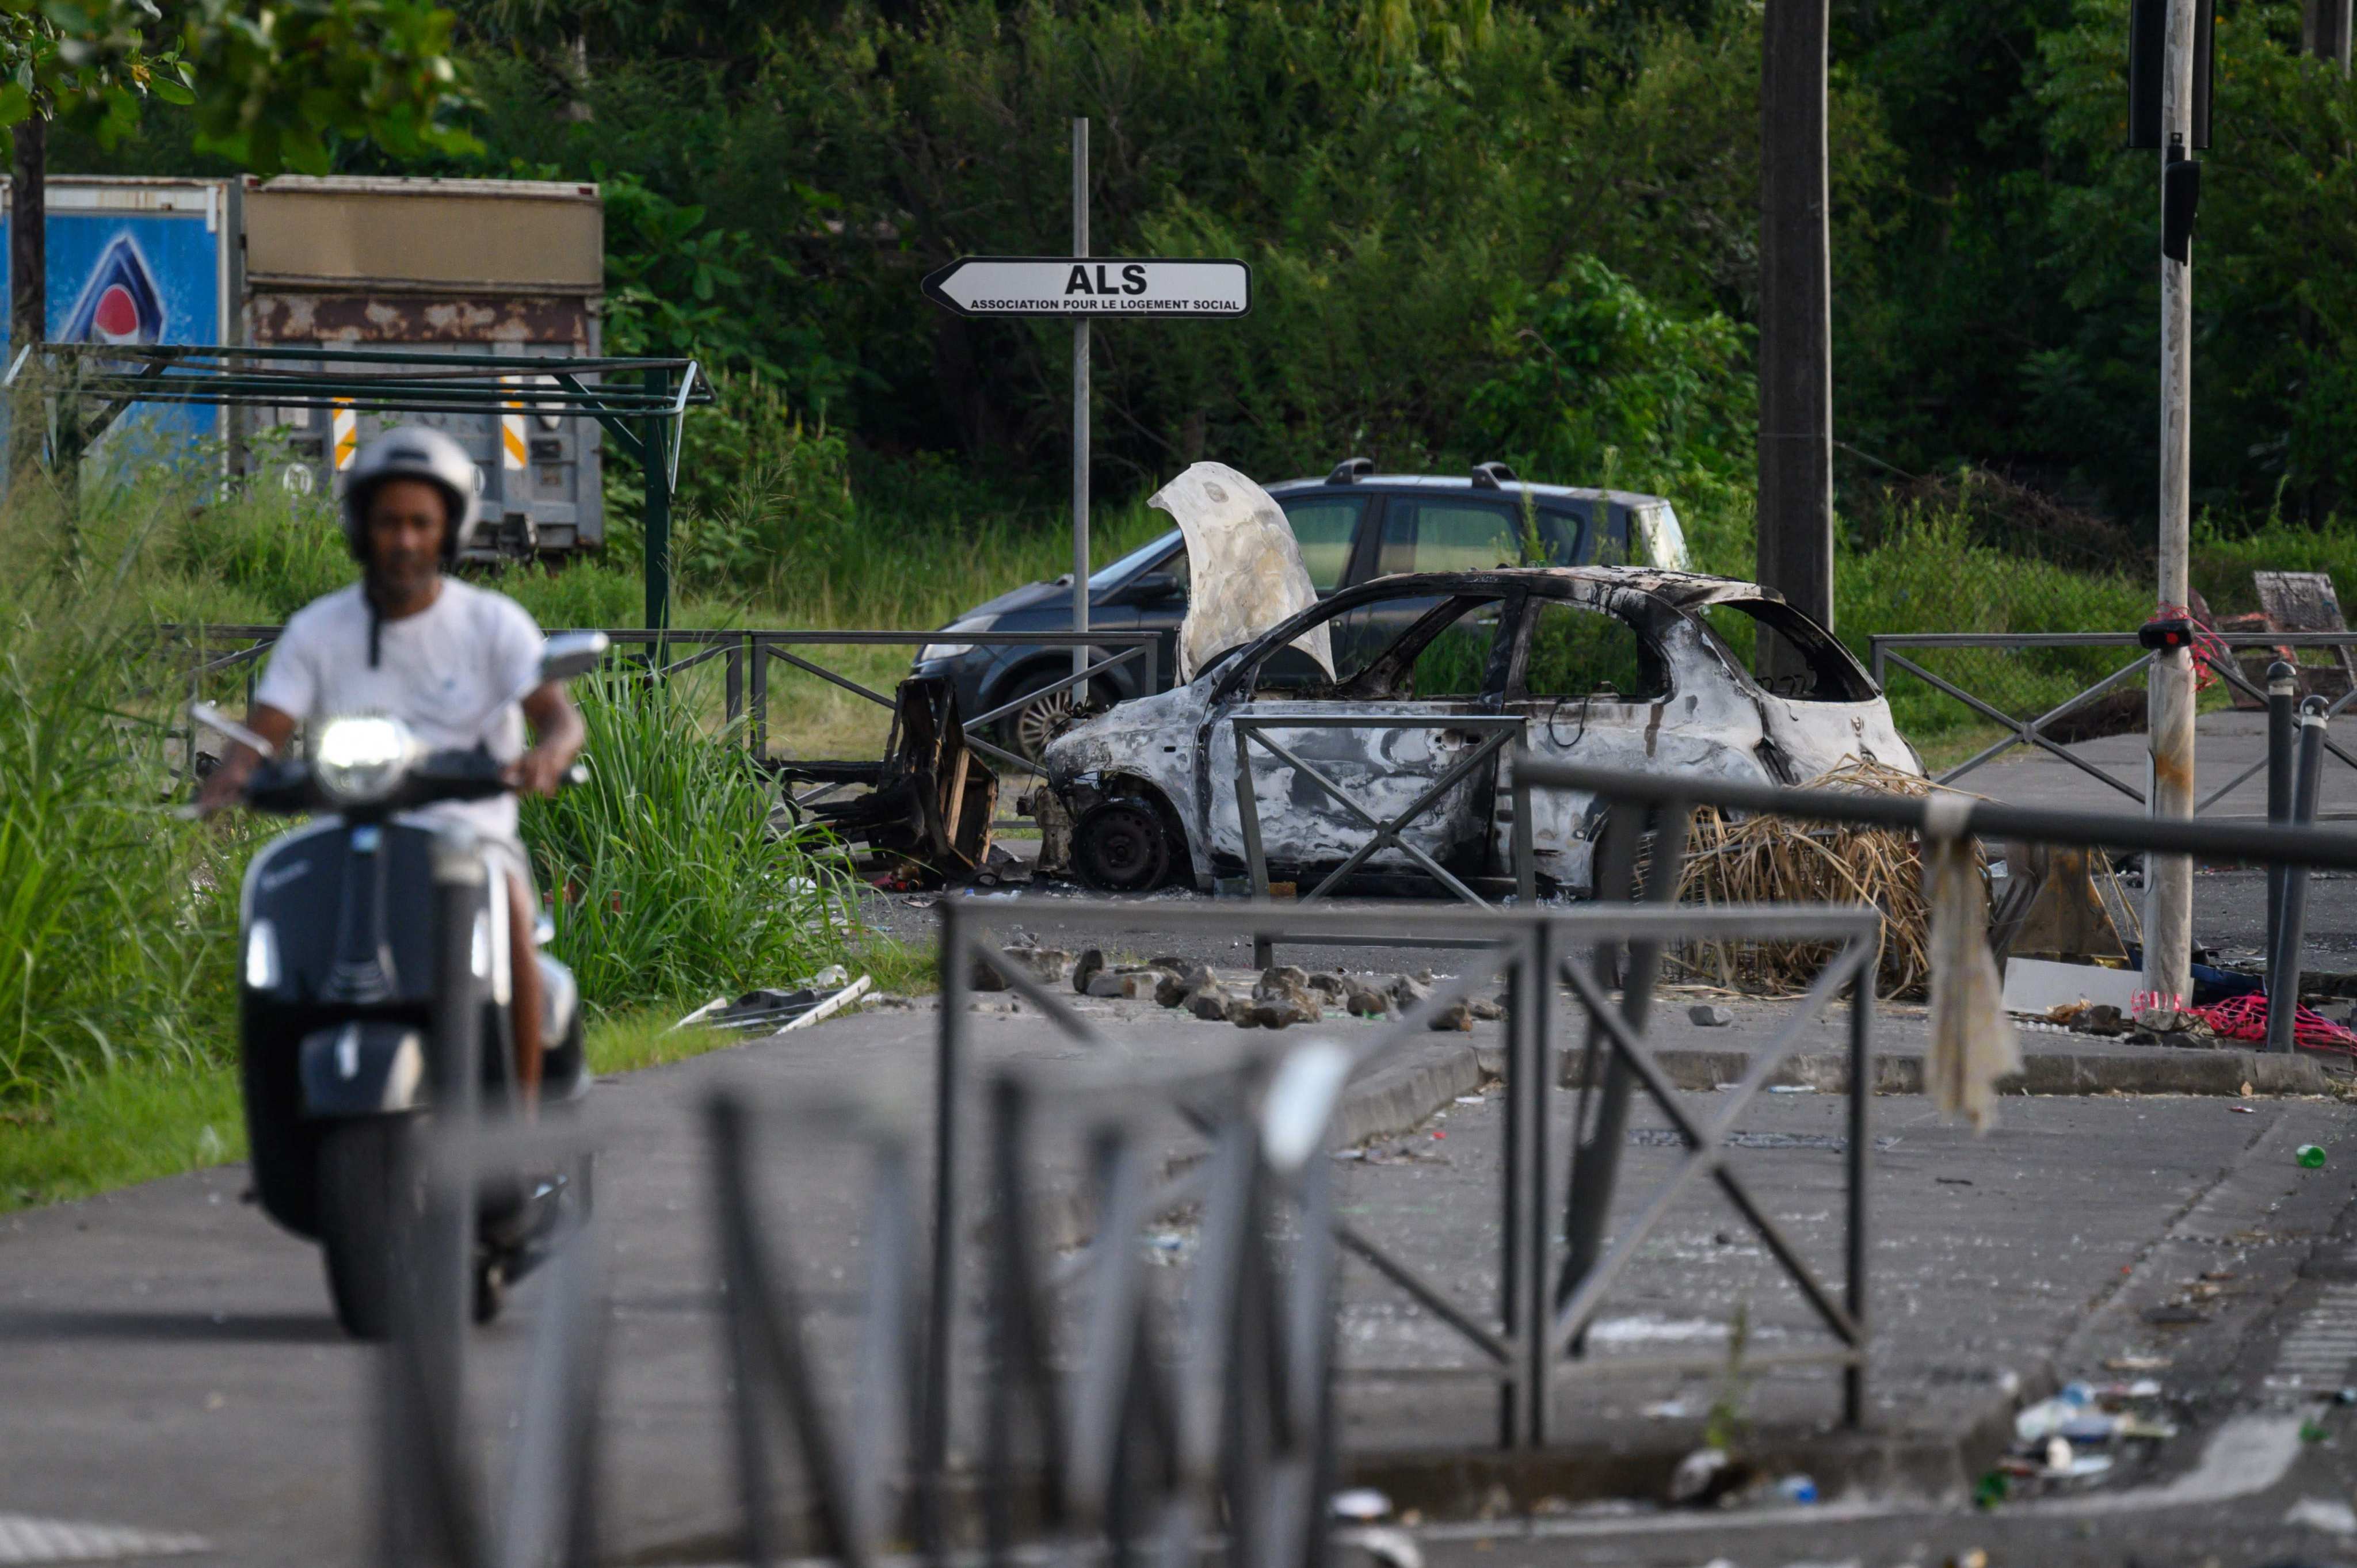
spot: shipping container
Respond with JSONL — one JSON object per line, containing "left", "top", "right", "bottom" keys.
{"left": 0, "top": 176, "right": 239, "bottom": 464}
{"left": 237, "top": 175, "right": 607, "bottom": 557}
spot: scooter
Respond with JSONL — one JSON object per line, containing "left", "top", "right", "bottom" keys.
{"left": 194, "top": 632, "right": 607, "bottom": 1340}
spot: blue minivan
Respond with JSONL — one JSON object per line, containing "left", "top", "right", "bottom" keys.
{"left": 913, "top": 461, "right": 1691, "bottom": 762}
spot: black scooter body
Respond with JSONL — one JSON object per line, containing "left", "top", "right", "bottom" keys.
{"left": 236, "top": 785, "right": 587, "bottom": 1337}
{"left": 239, "top": 815, "right": 533, "bottom": 1237}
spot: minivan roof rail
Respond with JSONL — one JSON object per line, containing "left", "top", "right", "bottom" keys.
{"left": 1326, "top": 456, "right": 1374, "bottom": 484}
{"left": 1470, "top": 460, "right": 1518, "bottom": 489}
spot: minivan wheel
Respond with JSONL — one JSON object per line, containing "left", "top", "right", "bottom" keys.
{"left": 1073, "top": 798, "right": 1174, "bottom": 892}
{"left": 1000, "top": 672, "right": 1108, "bottom": 766}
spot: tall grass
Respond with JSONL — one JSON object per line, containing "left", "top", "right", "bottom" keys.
{"left": 0, "top": 475, "right": 247, "bottom": 1107}
{"left": 520, "top": 669, "right": 862, "bottom": 1010}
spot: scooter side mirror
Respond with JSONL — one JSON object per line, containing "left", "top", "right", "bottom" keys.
{"left": 539, "top": 631, "right": 610, "bottom": 685}
{"left": 189, "top": 700, "right": 277, "bottom": 759}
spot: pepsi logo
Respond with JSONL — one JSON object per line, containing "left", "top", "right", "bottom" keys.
{"left": 90, "top": 284, "right": 142, "bottom": 342}
{"left": 60, "top": 234, "right": 166, "bottom": 346}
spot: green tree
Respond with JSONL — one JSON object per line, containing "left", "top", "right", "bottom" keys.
{"left": 0, "top": 0, "right": 474, "bottom": 171}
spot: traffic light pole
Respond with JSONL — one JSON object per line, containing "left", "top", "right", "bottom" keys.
{"left": 2146, "top": 0, "right": 2197, "bottom": 1010}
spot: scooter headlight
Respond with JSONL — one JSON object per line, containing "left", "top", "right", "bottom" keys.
{"left": 313, "top": 715, "right": 417, "bottom": 805}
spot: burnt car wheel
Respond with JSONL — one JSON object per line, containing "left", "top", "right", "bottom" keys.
{"left": 1000, "top": 672, "right": 1108, "bottom": 766}
{"left": 1072, "top": 798, "right": 1173, "bottom": 892}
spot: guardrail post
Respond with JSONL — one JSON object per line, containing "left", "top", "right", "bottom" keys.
{"left": 1558, "top": 795, "right": 1692, "bottom": 1341}
{"left": 1844, "top": 950, "right": 1872, "bottom": 1428}
{"left": 1500, "top": 923, "right": 1552, "bottom": 1447}
{"left": 726, "top": 638, "right": 745, "bottom": 741}
{"left": 1233, "top": 724, "right": 1276, "bottom": 966}
{"left": 2268, "top": 698, "right": 2328, "bottom": 1052}
{"left": 921, "top": 899, "right": 971, "bottom": 1554}
{"left": 749, "top": 642, "right": 770, "bottom": 761}
{"left": 2268, "top": 661, "right": 2297, "bottom": 967}
{"left": 1511, "top": 758, "right": 1536, "bottom": 906}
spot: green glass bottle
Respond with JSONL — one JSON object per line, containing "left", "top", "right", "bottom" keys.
{"left": 2298, "top": 1144, "right": 2328, "bottom": 1169}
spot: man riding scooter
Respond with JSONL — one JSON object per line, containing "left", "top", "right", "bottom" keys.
{"left": 197, "top": 426, "right": 585, "bottom": 1102}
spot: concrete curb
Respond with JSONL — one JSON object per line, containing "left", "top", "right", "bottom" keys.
{"left": 1594, "top": 1045, "right": 2337, "bottom": 1098}
{"left": 1341, "top": 1402, "right": 2021, "bottom": 1514}
{"left": 1333, "top": 1036, "right": 2333, "bottom": 1152}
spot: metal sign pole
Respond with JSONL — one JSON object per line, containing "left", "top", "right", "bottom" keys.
{"left": 1071, "top": 118, "right": 1090, "bottom": 680}
{"left": 2146, "top": 0, "right": 2196, "bottom": 1009}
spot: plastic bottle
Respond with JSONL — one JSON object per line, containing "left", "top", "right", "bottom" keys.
{"left": 2299, "top": 1144, "right": 2328, "bottom": 1169}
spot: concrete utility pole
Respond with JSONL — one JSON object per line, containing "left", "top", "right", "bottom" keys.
{"left": 2147, "top": 0, "right": 2198, "bottom": 1009}
{"left": 2308, "top": 0, "right": 2353, "bottom": 70}
{"left": 1756, "top": 0, "right": 1835, "bottom": 678}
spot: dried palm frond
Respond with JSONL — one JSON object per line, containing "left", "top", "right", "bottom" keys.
{"left": 1668, "top": 758, "right": 1985, "bottom": 999}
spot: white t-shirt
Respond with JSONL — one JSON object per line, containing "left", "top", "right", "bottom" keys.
{"left": 253, "top": 578, "right": 544, "bottom": 844}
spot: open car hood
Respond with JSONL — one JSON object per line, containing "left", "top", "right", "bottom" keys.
{"left": 1153, "top": 462, "right": 1336, "bottom": 684}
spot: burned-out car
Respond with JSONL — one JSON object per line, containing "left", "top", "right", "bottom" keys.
{"left": 1036, "top": 567, "right": 1920, "bottom": 893}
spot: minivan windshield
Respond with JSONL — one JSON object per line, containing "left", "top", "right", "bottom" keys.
{"left": 1087, "top": 529, "right": 1182, "bottom": 590}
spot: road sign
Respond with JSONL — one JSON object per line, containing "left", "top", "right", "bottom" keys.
{"left": 921, "top": 255, "right": 1249, "bottom": 319}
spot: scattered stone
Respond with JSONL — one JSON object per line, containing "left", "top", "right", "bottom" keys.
{"left": 1687, "top": 1004, "right": 1734, "bottom": 1028}
{"left": 1086, "top": 970, "right": 1166, "bottom": 1000}
{"left": 1306, "top": 972, "right": 1348, "bottom": 1003}
{"left": 1427, "top": 999, "right": 1473, "bottom": 1032}
{"left": 1156, "top": 970, "right": 1192, "bottom": 1008}
{"left": 1389, "top": 973, "right": 1432, "bottom": 1008}
{"left": 1225, "top": 996, "right": 1258, "bottom": 1027}
{"left": 2285, "top": 1496, "right": 2357, "bottom": 1536}
{"left": 1242, "top": 966, "right": 1322, "bottom": 1028}
{"left": 1343, "top": 981, "right": 1392, "bottom": 1018}
{"left": 971, "top": 945, "right": 1073, "bottom": 991}
{"left": 1470, "top": 996, "right": 1506, "bottom": 1021}
{"left": 1149, "top": 953, "right": 1192, "bottom": 973}
{"left": 1072, "top": 948, "right": 1106, "bottom": 995}
{"left": 1190, "top": 986, "right": 1235, "bottom": 1022}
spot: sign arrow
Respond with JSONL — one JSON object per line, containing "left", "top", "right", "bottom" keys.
{"left": 921, "top": 256, "right": 1250, "bottom": 319}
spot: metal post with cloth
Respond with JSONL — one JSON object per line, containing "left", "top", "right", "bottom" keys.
{"left": 920, "top": 133, "right": 1249, "bottom": 701}
{"left": 2130, "top": 0, "right": 2213, "bottom": 1009}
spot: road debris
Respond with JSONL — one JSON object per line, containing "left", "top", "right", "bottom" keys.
{"left": 1988, "top": 1376, "right": 2177, "bottom": 1498}
{"left": 1688, "top": 1004, "right": 1734, "bottom": 1027}
{"left": 971, "top": 946, "right": 1074, "bottom": 991}
{"left": 670, "top": 967, "right": 872, "bottom": 1034}
{"left": 781, "top": 675, "right": 996, "bottom": 887}
{"left": 2284, "top": 1496, "right": 2357, "bottom": 1536}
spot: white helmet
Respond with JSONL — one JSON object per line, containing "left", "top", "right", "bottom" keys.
{"left": 341, "top": 426, "right": 482, "bottom": 560}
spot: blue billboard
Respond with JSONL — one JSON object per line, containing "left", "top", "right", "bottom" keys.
{"left": 0, "top": 180, "right": 231, "bottom": 461}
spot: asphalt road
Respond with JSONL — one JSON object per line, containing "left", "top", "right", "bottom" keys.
{"left": 5, "top": 981, "right": 2356, "bottom": 1566}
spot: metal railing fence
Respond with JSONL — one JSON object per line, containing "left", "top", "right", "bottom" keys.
{"left": 373, "top": 890, "right": 1880, "bottom": 1567}
{"left": 1870, "top": 630, "right": 2357, "bottom": 813}
{"left": 937, "top": 897, "right": 1877, "bottom": 1451}
{"left": 1231, "top": 714, "right": 1532, "bottom": 964}
{"left": 151, "top": 623, "right": 1158, "bottom": 812}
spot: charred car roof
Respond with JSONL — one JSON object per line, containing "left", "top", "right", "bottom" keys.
{"left": 1313, "top": 565, "right": 1791, "bottom": 612}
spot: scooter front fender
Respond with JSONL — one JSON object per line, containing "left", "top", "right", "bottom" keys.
{"left": 299, "top": 1022, "right": 429, "bottom": 1117}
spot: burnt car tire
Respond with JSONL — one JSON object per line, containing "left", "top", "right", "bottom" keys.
{"left": 999, "top": 670, "right": 1112, "bottom": 766}
{"left": 1072, "top": 797, "right": 1175, "bottom": 892}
